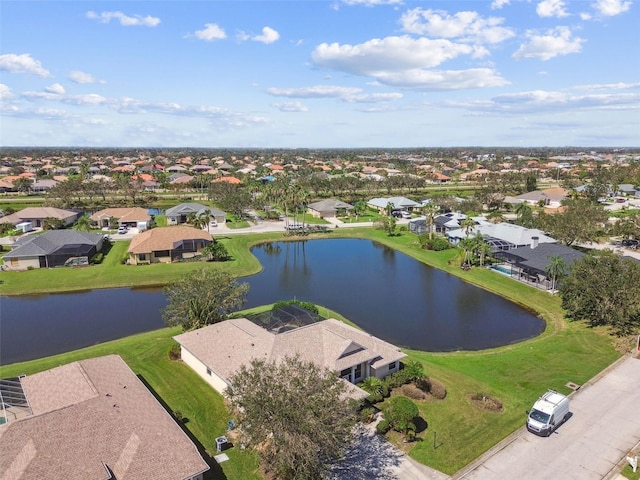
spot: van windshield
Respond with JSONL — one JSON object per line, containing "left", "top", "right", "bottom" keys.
{"left": 529, "top": 409, "right": 550, "bottom": 424}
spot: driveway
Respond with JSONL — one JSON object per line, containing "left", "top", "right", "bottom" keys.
{"left": 331, "top": 423, "right": 448, "bottom": 480}
{"left": 454, "top": 355, "right": 640, "bottom": 480}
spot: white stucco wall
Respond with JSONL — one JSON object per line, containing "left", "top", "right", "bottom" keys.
{"left": 5, "top": 256, "right": 41, "bottom": 270}
{"left": 180, "top": 347, "right": 229, "bottom": 394}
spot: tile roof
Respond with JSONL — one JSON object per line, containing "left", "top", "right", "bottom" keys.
{"left": 308, "top": 199, "right": 354, "bottom": 212}
{"left": 128, "top": 226, "right": 212, "bottom": 254}
{"left": 174, "top": 318, "right": 406, "bottom": 390}
{"left": 447, "top": 222, "right": 556, "bottom": 246}
{"left": 165, "top": 203, "right": 224, "bottom": 217}
{"left": 0, "top": 355, "right": 209, "bottom": 480}
{"left": 367, "top": 197, "right": 420, "bottom": 209}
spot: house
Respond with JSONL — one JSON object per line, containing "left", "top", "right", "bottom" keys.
{"left": 127, "top": 226, "right": 212, "bottom": 265}
{"left": 89, "top": 207, "right": 152, "bottom": 229}
{"left": 165, "top": 203, "right": 226, "bottom": 225}
{"left": 3, "top": 230, "right": 105, "bottom": 270}
{"left": 446, "top": 222, "right": 556, "bottom": 251}
{"left": 0, "top": 207, "right": 78, "bottom": 228}
{"left": 0, "top": 355, "right": 209, "bottom": 480}
{"left": 367, "top": 196, "right": 420, "bottom": 214}
{"left": 307, "top": 199, "right": 354, "bottom": 218}
{"left": 513, "top": 187, "right": 569, "bottom": 208}
{"left": 493, "top": 242, "right": 585, "bottom": 289}
{"left": 174, "top": 317, "right": 407, "bottom": 399}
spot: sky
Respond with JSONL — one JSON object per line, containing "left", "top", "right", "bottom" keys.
{"left": 1, "top": 0, "right": 639, "bottom": 148}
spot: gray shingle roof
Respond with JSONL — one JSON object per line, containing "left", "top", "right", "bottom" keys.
{"left": 497, "top": 243, "right": 584, "bottom": 273}
{"left": 5, "top": 231, "right": 104, "bottom": 258}
{"left": 165, "top": 203, "right": 224, "bottom": 217}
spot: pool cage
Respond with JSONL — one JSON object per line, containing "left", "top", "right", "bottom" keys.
{"left": 246, "top": 304, "right": 323, "bottom": 334}
{"left": 0, "top": 376, "right": 32, "bottom": 425}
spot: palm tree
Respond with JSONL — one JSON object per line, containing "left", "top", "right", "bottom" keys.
{"left": 73, "top": 214, "right": 92, "bottom": 232}
{"left": 421, "top": 202, "right": 439, "bottom": 240}
{"left": 515, "top": 202, "right": 533, "bottom": 226}
{"left": 545, "top": 255, "right": 567, "bottom": 291}
{"left": 198, "top": 209, "right": 212, "bottom": 232}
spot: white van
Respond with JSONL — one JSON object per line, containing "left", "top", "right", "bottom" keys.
{"left": 526, "top": 390, "right": 570, "bottom": 436}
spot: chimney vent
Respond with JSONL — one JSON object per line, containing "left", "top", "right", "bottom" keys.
{"left": 531, "top": 236, "right": 539, "bottom": 249}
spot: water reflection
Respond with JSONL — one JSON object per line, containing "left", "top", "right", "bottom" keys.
{"left": 1, "top": 238, "right": 544, "bottom": 365}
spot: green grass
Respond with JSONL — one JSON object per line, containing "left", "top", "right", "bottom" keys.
{"left": 154, "top": 214, "right": 168, "bottom": 227}
{"left": 0, "top": 227, "right": 625, "bottom": 476}
{"left": 622, "top": 461, "right": 640, "bottom": 480}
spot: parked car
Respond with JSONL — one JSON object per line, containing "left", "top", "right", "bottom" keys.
{"left": 622, "top": 239, "right": 638, "bottom": 248}
{"left": 209, "top": 220, "right": 217, "bottom": 228}
{"left": 526, "top": 390, "right": 570, "bottom": 437}
{"left": 117, "top": 227, "right": 127, "bottom": 234}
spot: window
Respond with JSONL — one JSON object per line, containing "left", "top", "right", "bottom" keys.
{"left": 354, "top": 364, "right": 362, "bottom": 379}
{"left": 139, "top": 254, "right": 146, "bottom": 261}
{"left": 388, "top": 361, "right": 396, "bottom": 371}
{"left": 206, "top": 368, "right": 212, "bottom": 376}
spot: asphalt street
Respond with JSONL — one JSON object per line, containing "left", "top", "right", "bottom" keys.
{"left": 455, "top": 355, "right": 640, "bottom": 480}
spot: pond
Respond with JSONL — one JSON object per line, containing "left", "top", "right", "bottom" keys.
{"left": 0, "top": 239, "right": 544, "bottom": 365}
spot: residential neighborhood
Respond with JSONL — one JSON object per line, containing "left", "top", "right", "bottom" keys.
{"left": 1, "top": 147, "right": 639, "bottom": 480}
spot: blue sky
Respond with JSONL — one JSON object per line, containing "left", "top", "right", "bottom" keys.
{"left": 1, "top": 0, "right": 638, "bottom": 148}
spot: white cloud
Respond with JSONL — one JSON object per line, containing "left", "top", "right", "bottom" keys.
{"left": 238, "top": 26, "right": 280, "bottom": 44}
{"left": 189, "top": 23, "right": 227, "bottom": 41}
{"left": 573, "top": 82, "right": 640, "bottom": 91}
{"left": 399, "top": 8, "right": 515, "bottom": 44}
{"left": 448, "top": 89, "right": 640, "bottom": 114}
{"left": 491, "top": 0, "right": 510, "bottom": 9}
{"left": 272, "top": 101, "right": 309, "bottom": 112}
{"left": 254, "top": 26, "right": 280, "bottom": 44}
{"left": 69, "top": 71, "right": 105, "bottom": 84}
{"left": 0, "top": 84, "right": 12, "bottom": 100}
{"left": 0, "top": 53, "right": 51, "bottom": 77}
{"left": 536, "top": 0, "right": 569, "bottom": 18}
{"left": 592, "top": 0, "right": 632, "bottom": 16}
{"left": 312, "top": 36, "right": 475, "bottom": 75}
{"left": 45, "top": 83, "right": 65, "bottom": 95}
{"left": 86, "top": 11, "right": 160, "bottom": 27}
{"left": 513, "top": 27, "right": 584, "bottom": 61}
{"left": 266, "top": 85, "right": 363, "bottom": 98}
{"left": 343, "top": 92, "right": 404, "bottom": 103}
{"left": 374, "top": 68, "right": 509, "bottom": 90}
{"left": 580, "top": 12, "right": 593, "bottom": 20}
{"left": 338, "top": 0, "right": 404, "bottom": 6}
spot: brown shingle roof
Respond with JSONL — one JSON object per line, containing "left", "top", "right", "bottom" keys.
{"left": 0, "top": 355, "right": 209, "bottom": 480}
{"left": 128, "top": 226, "right": 212, "bottom": 254}
{"left": 89, "top": 207, "right": 151, "bottom": 223}
{"left": 174, "top": 318, "right": 406, "bottom": 389}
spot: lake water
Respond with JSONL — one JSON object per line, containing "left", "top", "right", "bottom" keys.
{"left": 0, "top": 239, "right": 544, "bottom": 364}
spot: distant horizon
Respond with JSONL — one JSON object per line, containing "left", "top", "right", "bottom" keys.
{"left": 2, "top": 1, "right": 638, "bottom": 148}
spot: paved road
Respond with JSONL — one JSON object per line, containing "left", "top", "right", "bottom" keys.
{"left": 456, "top": 355, "right": 640, "bottom": 480}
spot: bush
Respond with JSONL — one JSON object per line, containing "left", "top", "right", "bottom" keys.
{"left": 91, "top": 252, "right": 104, "bottom": 264}
{"left": 376, "top": 419, "right": 391, "bottom": 435}
{"left": 398, "top": 383, "right": 429, "bottom": 401}
{"left": 359, "top": 407, "right": 376, "bottom": 424}
{"left": 421, "top": 236, "right": 452, "bottom": 251}
{"left": 272, "top": 299, "right": 319, "bottom": 314}
{"left": 367, "top": 392, "right": 384, "bottom": 404}
{"left": 383, "top": 396, "right": 419, "bottom": 433}
{"left": 419, "top": 377, "right": 447, "bottom": 399}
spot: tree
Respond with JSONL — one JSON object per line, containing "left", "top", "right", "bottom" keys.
{"left": 545, "top": 255, "right": 567, "bottom": 291}
{"left": 514, "top": 202, "right": 534, "bottom": 228}
{"left": 201, "top": 241, "right": 229, "bottom": 261}
{"left": 73, "top": 214, "right": 92, "bottom": 232}
{"left": 162, "top": 268, "right": 249, "bottom": 330}
{"left": 525, "top": 175, "right": 538, "bottom": 192}
{"left": 421, "top": 202, "right": 439, "bottom": 240}
{"left": 536, "top": 199, "right": 607, "bottom": 246}
{"left": 382, "top": 395, "right": 419, "bottom": 435}
{"left": 559, "top": 251, "right": 640, "bottom": 336}
{"left": 42, "top": 217, "right": 65, "bottom": 230}
{"left": 226, "top": 355, "right": 357, "bottom": 480}
{"left": 375, "top": 216, "right": 397, "bottom": 236}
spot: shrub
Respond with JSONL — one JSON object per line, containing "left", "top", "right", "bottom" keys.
{"left": 359, "top": 407, "right": 376, "bottom": 424}
{"left": 383, "top": 396, "right": 419, "bottom": 433}
{"left": 398, "top": 383, "right": 429, "bottom": 401}
{"left": 422, "top": 237, "right": 452, "bottom": 251}
{"left": 402, "top": 361, "right": 426, "bottom": 381}
{"left": 91, "top": 252, "right": 104, "bottom": 264}
{"left": 359, "top": 377, "right": 383, "bottom": 396}
{"left": 376, "top": 419, "right": 391, "bottom": 435}
{"left": 419, "top": 377, "right": 447, "bottom": 399}
{"left": 272, "top": 299, "right": 319, "bottom": 314}
{"left": 367, "top": 392, "right": 384, "bottom": 404}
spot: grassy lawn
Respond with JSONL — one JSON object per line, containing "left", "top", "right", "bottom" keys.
{"left": 0, "top": 226, "right": 625, "bottom": 477}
